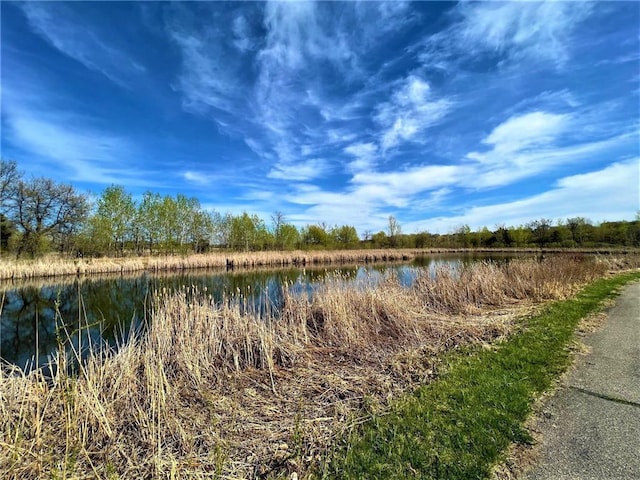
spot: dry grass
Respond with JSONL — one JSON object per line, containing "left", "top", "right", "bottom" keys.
{"left": 0, "top": 255, "right": 631, "bottom": 479}
{"left": 1, "top": 248, "right": 636, "bottom": 281}
{"left": 0, "top": 249, "right": 418, "bottom": 281}
{"left": 414, "top": 255, "right": 614, "bottom": 314}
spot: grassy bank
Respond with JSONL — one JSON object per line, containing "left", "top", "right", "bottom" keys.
{"left": 326, "top": 270, "right": 640, "bottom": 479}
{"left": 0, "top": 256, "right": 637, "bottom": 478}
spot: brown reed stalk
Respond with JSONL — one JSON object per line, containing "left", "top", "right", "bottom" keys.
{"left": 0, "top": 249, "right": 421, "bottom": 281}
{"left": 0, "top": 255, "right": 633, "bottom": 478}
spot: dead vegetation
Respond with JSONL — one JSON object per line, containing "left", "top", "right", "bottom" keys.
{"left": 0, "top": 255, "right": 631, "bottom": 479}
{"left": 0, "top": 249, "right": 416, "bottom": 281}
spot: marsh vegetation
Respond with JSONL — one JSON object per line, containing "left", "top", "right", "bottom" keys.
{"left": 1, "top": 254, "right": 636, "bottom": 479}
{"left": 0, "top": 249, "right": 416, "bottom": 281}
{"left": 1, "top": 259, "right": 428, "bottom": 370}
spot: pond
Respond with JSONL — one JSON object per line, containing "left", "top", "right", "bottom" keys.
{"left": 0, "top": 253, "right": 512, "bottom": 372}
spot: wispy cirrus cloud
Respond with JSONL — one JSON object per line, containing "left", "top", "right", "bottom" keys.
{"left": 19, "top": 2, "right": 145, "bottom": 87}
{"left": 376, "top": 75, "right": 454, "bottom": 151}
{"left": 267, "top": 158, "right": 331, "bottom": 181}
{"left": 283, "top": 97, "right": 637, "bottom": 231}
{"left": 259, "top": 1, "right": 356, "bottom": 73}
{"left": 2, "top": 0, "right": 637, "bottom": 237}
{"left": 6, "top": 111, "right": 149, "bottom": 187}
{"left": 467, "top": 111, "right": 570, "bottom": 169}
{"left": 351, "top": 164, "right": 465, "bottom": 205}
{"left": 253, "top": 1, "right": 359, "bottom": 175}
{"left": 405, "top": 158, "right": 639, "bottom": 234}
{"left": 509, "top": 90, "right": 581, "bottom": 116}
{"left": 2, "top": 75, "right": 155, "bottom": 188}
{"left": 344, "top": 142, "right": 378, "bottom": 174}
{"left": 418, "top": 1, "right": 593, "bottom": 74}
{"left": 166, "top": 5, "right": 255, "bottom": 121}
{"left": 183, "top": 170, "right": 215, "bottom": 186}
{"left": 253, "top": 3, "right": 452, "bottom": 182}
{"left": 464, "top": 109, "right": 637, "bottom": 189}
{"left": 166, "top": 1, "right": 430, "bottom": 187}
{"left": 284, "top": 161, "right": 467, "bottom": 231}
{"left": 456, "top": 1, "right": 593, "bottom": 66}
{"left": 166, "top": 2, "right": 345, "bottom": 180}
{"left": 414, "top": 1, "right": 594, "bottom": 86}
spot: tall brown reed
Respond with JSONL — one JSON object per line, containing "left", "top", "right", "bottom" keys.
{"left": 0, "top": 249, "right": 418, "bottom": 281}
{"left": 0, "top": 255, "right": 630, "bottom": 478}
{"left": 413, "top": 256, "right": 609, "bottom": 314}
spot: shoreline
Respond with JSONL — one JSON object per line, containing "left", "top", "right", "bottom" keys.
{"left": 1, "top": 247, "right": 637, "bottom": 281}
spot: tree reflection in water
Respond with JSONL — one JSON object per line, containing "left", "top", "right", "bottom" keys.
{"left": 0, "top": 265, "right": 360, "bottom": 372}
{"left": 1, "top": 254, "right": 509, "bottom": 372}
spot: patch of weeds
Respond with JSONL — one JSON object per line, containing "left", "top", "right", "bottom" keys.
{"left": 211, "top": 443, "right": 229, "bottom": 477}
{"left": 104, "top": 461, "right": 122, "bottom": 479}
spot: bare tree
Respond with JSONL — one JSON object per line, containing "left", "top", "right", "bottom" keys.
{"left": 13, "top": 177, "right": 89, "bottom": 257}
{"left": 387, "top": 215, "right": 401, "bottom": 247}
{"left": 0, "top": 159, "right": 19, "bottom": 205}
{"left": 271, "top": 211, "right": 286, "bottom": 250}
{"left": 1, "top": 160, "right": 21, "bottom": 255}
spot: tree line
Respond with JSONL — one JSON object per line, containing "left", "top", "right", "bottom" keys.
{"left": 1, "top": 159, "right": 638, "bottom": 258}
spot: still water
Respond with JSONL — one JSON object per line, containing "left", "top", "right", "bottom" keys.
{"left": 0, "top": 254, "right": 504, "bottom": 371}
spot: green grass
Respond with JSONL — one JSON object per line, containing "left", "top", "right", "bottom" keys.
{"left": 325, "top": 272, "right": 640, "bottom": 479}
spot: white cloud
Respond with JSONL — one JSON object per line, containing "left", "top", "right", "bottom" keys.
{"left": 283, "top": 161, "right": 467, "bottom": 231}
{"left": 328, "top": 130, "right": 358, "bottom": 144}
{"left": 477, "top": 131, "right": 637, "bottom": 190}
{"left": 405, "top": 158, "right": 639, "bottom": 233}
{"left": 267, "top": 158, "right": 330, "bottom": 181}
{"left": 165, "top": 2, "right": 364, "bottom": 189}
{"left": 512, "top": 90, "right": 581, "bottom": 112}
{"left": 251, "top": 2, "right": 428, "bottom": 180}
{"left": 183, "top": 170, "right": 215, "bottom": 186}
{"left": 464, "top": 110, "right": 636, "bottom": 189}
{"left": 344, "top": 142, "right": 378, "bottom": 173}
{"left": 484, "top": 111, "right": 569, "bottom": 153}
{"left": 232, "top": 14, "right": 260, "bottom": 53}
{"left": 282, "top": 100, "right": 637, "bottom": 233}
{"left": 555, "top": 158, "right": 638, "bottom": 195}
{"left": 11, "top": 115, "right": 121, "bottom": 164}
{"left": 6, "top": 115, "right": 153, "bottom": 188}
{"left": 376, "top": 75, "right": 453, "bottom": 151}
{"left": 261, "top": 2, "right": 353, "bottom": 70}
{"left": 253, "top": 3, "right": 355, "bottom": 168}
{"left": 468, "top": 111, "right": 570, "bottom": 166}
{"left": 2, "top": 79, "right": 152, "bottom": 187}
{"left": 169, "top": 27, "right": 245, "bottom": 116}
{"left": 164, "top": 2, "right": 451, "bottom": 196}
{"left": 286, "top": 185, "right": 387, "bottom": 233}
{"left": 456, "top": 1, "right": 593, "bottom": 66}
{"left": 352, "top": 164, "right": 466, "bottom": 198}
{"left": 7, "top": 111, "right": 130, "bottom": 182}
{"left": 286, "top": 156, "right": 638, "bottom": 234}
{"left": 20, "top": 2, "right": 144, "bottom": 87}
{"left": 417, "top": 1, "right": 593, "bottom": 76}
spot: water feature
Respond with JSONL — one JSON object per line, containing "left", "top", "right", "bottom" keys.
{"left": 0, "top": 253, "right": 512, "bottom": 371}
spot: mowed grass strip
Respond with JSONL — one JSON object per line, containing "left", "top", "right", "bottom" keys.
{"left": 327, "top": 272, "right": 640, "bottom": 480}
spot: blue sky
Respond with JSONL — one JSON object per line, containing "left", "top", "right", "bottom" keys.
{"left": 1, "top": 1, "right": 638, "bottom": 234}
